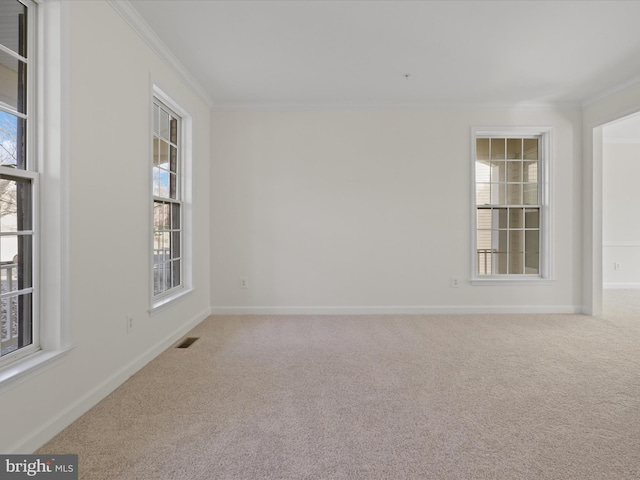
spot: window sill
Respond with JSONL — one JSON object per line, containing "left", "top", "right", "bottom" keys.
{"left": 0, "top": 346, "right": 75, "bottom": 394}
{"left": 471, "top": 277, "right": 554, "bottom": 286}
{"left": 149, "top": 287, "right": 195, "bottom": 316}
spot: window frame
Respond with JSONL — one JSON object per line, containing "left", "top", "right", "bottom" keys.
{"left": 0, "top": 0, "right": 40, "bottom": 367}
{"left": 149, "top": 85, "right": 193, "bottom": 313}
{"left": 0, "top": 0, "right": 72, "bottom": 390}
{"left": 470, "top": 126, "right": 553, "bottom": 285}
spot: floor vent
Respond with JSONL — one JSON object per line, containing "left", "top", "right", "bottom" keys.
{"left": 176, "top": 337, "right": 199, "bottom": 349}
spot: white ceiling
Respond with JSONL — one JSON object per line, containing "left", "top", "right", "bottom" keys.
{"left": 128, "top": 0, "right": 640, "bottom": 110}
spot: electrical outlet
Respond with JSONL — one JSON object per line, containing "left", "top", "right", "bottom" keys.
{"left": 451, "top": 277, "right": 459, "bottom": 288}
{"left": 239, "top": 277, "right": 248, "bottom": 289}
{"left": 126, "top": 314, "right": 133, "bottom": 333}
{"left": 614, "top": 262, "right": 621, "bottom": 271}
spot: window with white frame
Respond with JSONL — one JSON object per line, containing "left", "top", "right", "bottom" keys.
{"left": 473, "top": 128, "right": 550, "bottom": 280}
{"left": 152, "top": 97, "right": 183, "bottom": 301}
{"left": 0, "top": 0, "right": 37, "bottom": 364}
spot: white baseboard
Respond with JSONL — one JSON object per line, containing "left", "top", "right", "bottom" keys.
{"left": 210, "top": 305, "right": 582, "bottom": 315}
{"left": 604, "top": 283, "right": 640, "bottom": 289}
{"left": 10, "top": 307, "right": 211, "bottom": 454}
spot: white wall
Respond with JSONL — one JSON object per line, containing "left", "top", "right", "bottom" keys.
{"left": 211, "top": 107, "right": 582, "bottom": 313}
{"left": 603, "top": 141, "right": 640, "bottom": 287}
{"left": 0, "top": 1, "right": 211, "bottom": 453}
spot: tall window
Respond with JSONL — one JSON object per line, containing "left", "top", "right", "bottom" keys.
{"left": 473, "top": 128, "right": 550, "bottom": 280}
{"left": 0, "top": 0, "right": 36, "bottom": 362}
{"left": 152, "top": 98, "right": 183, "bottom": 300}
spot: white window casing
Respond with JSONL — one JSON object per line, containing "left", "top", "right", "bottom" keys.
{"left": 149, "top": 85, "right": 193, "bottom": 313}
{"left": 471, "top": 126, "right": 553, "bottom": 285}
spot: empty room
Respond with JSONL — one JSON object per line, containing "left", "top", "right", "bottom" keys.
{"left": 1, "top": 0, "right": 639, "bottom": 478}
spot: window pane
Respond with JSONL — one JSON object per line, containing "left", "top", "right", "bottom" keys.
{"left": 491, "top": 161, "right": 506, "bottom": 182}
{"left": 164, "top": 261, "right": 172, "bottom": 290}
{"left": 0, "top": 111, "right": 25, "bottom": 168}
{"left": 153, "top": 138, "right": 160, "bottom": 166}
{"left": 476, "top": 138, "right": 489, "bottom": 160}
{"left": 0, "top": 175, "right": 31, "bottom": 232}
{"left": 170, "top": 117, "right": 178, "bottom": 144}
{"left": 509, "top": 229, "right": 523, "bottom": 252}
{"left": 506, "top": 138, "right": 521, "bottom": 159}
{"left": 523, "top": 161, "right": 538, "bottom": 182}
{"left": 476, "top": 183, "right": 490, "bottom": 205}
{"left": 476, "top": 161, "right": 490, "bottom": 182}
{"left": 496, "top": 208, "right": 508, "bottom": 229}
{"left": 509, "top": 208, "right": 523, "bottom": 229}
{"left": 172, "top": 259, "right": 181, "bottom": 288}
{"left": 525, "top": 209, "right": 539, "bottom": 229}
{"left": 0, "top": 0, "right": 27, "bottom": 57}
{"left": 153, "top": 166, "right": 169, "bottom": 197}
{"left": 523, "top": 184, "right": 538, "bottom": 205}
{"left": 162, "top": 232, "right": 171, "bottom": 260}
{"left": 159, "top": 109, "right": 170, "bottom": 140}
{"left": 0, "top": 50, "right": 27, "bottom": 113}
{"left": 1, "top": 292, "right": 31, "bottom": 357}
{"left": 509, "top": 253, "right": 523, "bottom": 274}
{"left": 169, "top": 172, "right": 177, "bottom": 199}
{"left": 523, "top": 138, "right": 538, "bottom": 160}
{"left": 491, "top": 138, "right": 505, "bottom": 159}
{"left": 153, "top": 264, "right": 164, "bottom": 295}
{"left": 495, "top": 252, "right": 507, "bottom": 274}
{"left": 477, "top": 229, "right": 491, "bottom": 251}
{"left": 172, "top": 230, "right": 180, "bottom": 258}
{"left": 525, "top": 230, "right": 540, "bottom": 273}
{"left": 0, "top": 235, "right": 31, "bottom": 293}
{"left": 477, "top": 208, "right": 491, "bottom": 230}
{"left": 490, "top": 183, "right": 506, "bottom": 204}
{"left": 158, "top": 140, "right": 169, "bottom": 169}
{"left": 153, "top": 201, "right": 170, "bottom": 230}
{"left": 507, "top": 184, "right": 522, "bottom": 205}
{"left": 494, "top": 229, "right": 508, "bottom": 254}
{"left": 171, "top": 203, "right": 180, "bottom": 229}
{"left": 477, "top": 243, "right": 492, "bottom": 275}
{"left": 170, "top": 145, "right": 177, "bottom": 174}
{"left": 507, "top": 161, "right": 522, "bottom": 182}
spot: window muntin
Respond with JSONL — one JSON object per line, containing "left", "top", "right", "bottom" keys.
{"left": 1, "top": 0, "right": 36, "bottom": 363}
{"left": 152, "top": 99, "right": 182, "bottom": 298}
{"left": 474, "top": 135, "right": 543, "bottom": 277}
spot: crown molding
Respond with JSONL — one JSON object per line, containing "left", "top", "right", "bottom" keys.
{"left": 107, "top": 0, "right": 214, "bottom": 108}
{"left": 211, "top": 101, "right": 582, "bottom": 113}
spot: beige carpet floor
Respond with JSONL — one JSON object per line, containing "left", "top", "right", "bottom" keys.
{"left": 38, "top": 295, "right": 640, "bottom": 479}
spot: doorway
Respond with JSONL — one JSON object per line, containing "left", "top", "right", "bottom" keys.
{"left": 601, "top": 112, "right": 640, "bottom": 313}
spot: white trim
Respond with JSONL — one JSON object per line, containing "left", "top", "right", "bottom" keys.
{"left": 107, "top": 0, "right": 213, "bottom": 108}
{"left": 148, "top": 287, "right": 195, "bottom": 316}
{"left": 5, "top": 307, "right": 211, "bottom": 454}
{"left": 209, "top": 305, "right": 581, "bottom": 315}
{"left": 470, "top": 278, "right": 555, "bottom": 286}
{"left": 38, "top": 0, "right": 71, "bottom": 352}
{"left": 0, "top": 0, "right": 72, "bottom": 382}
{"left": 470, "top": 126, "right": 553, "bottom": 283}
{"left": 212, "top": 102, "right": 582, "bottom": 113}
{"left": 150, "top": 84, "right": 193, "bottom": 311}
{"left": 603, "top": 242, "right": 640, "bottom": 247}
{"left": 0, "top": 345, "right": 74, "bottom": 394}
